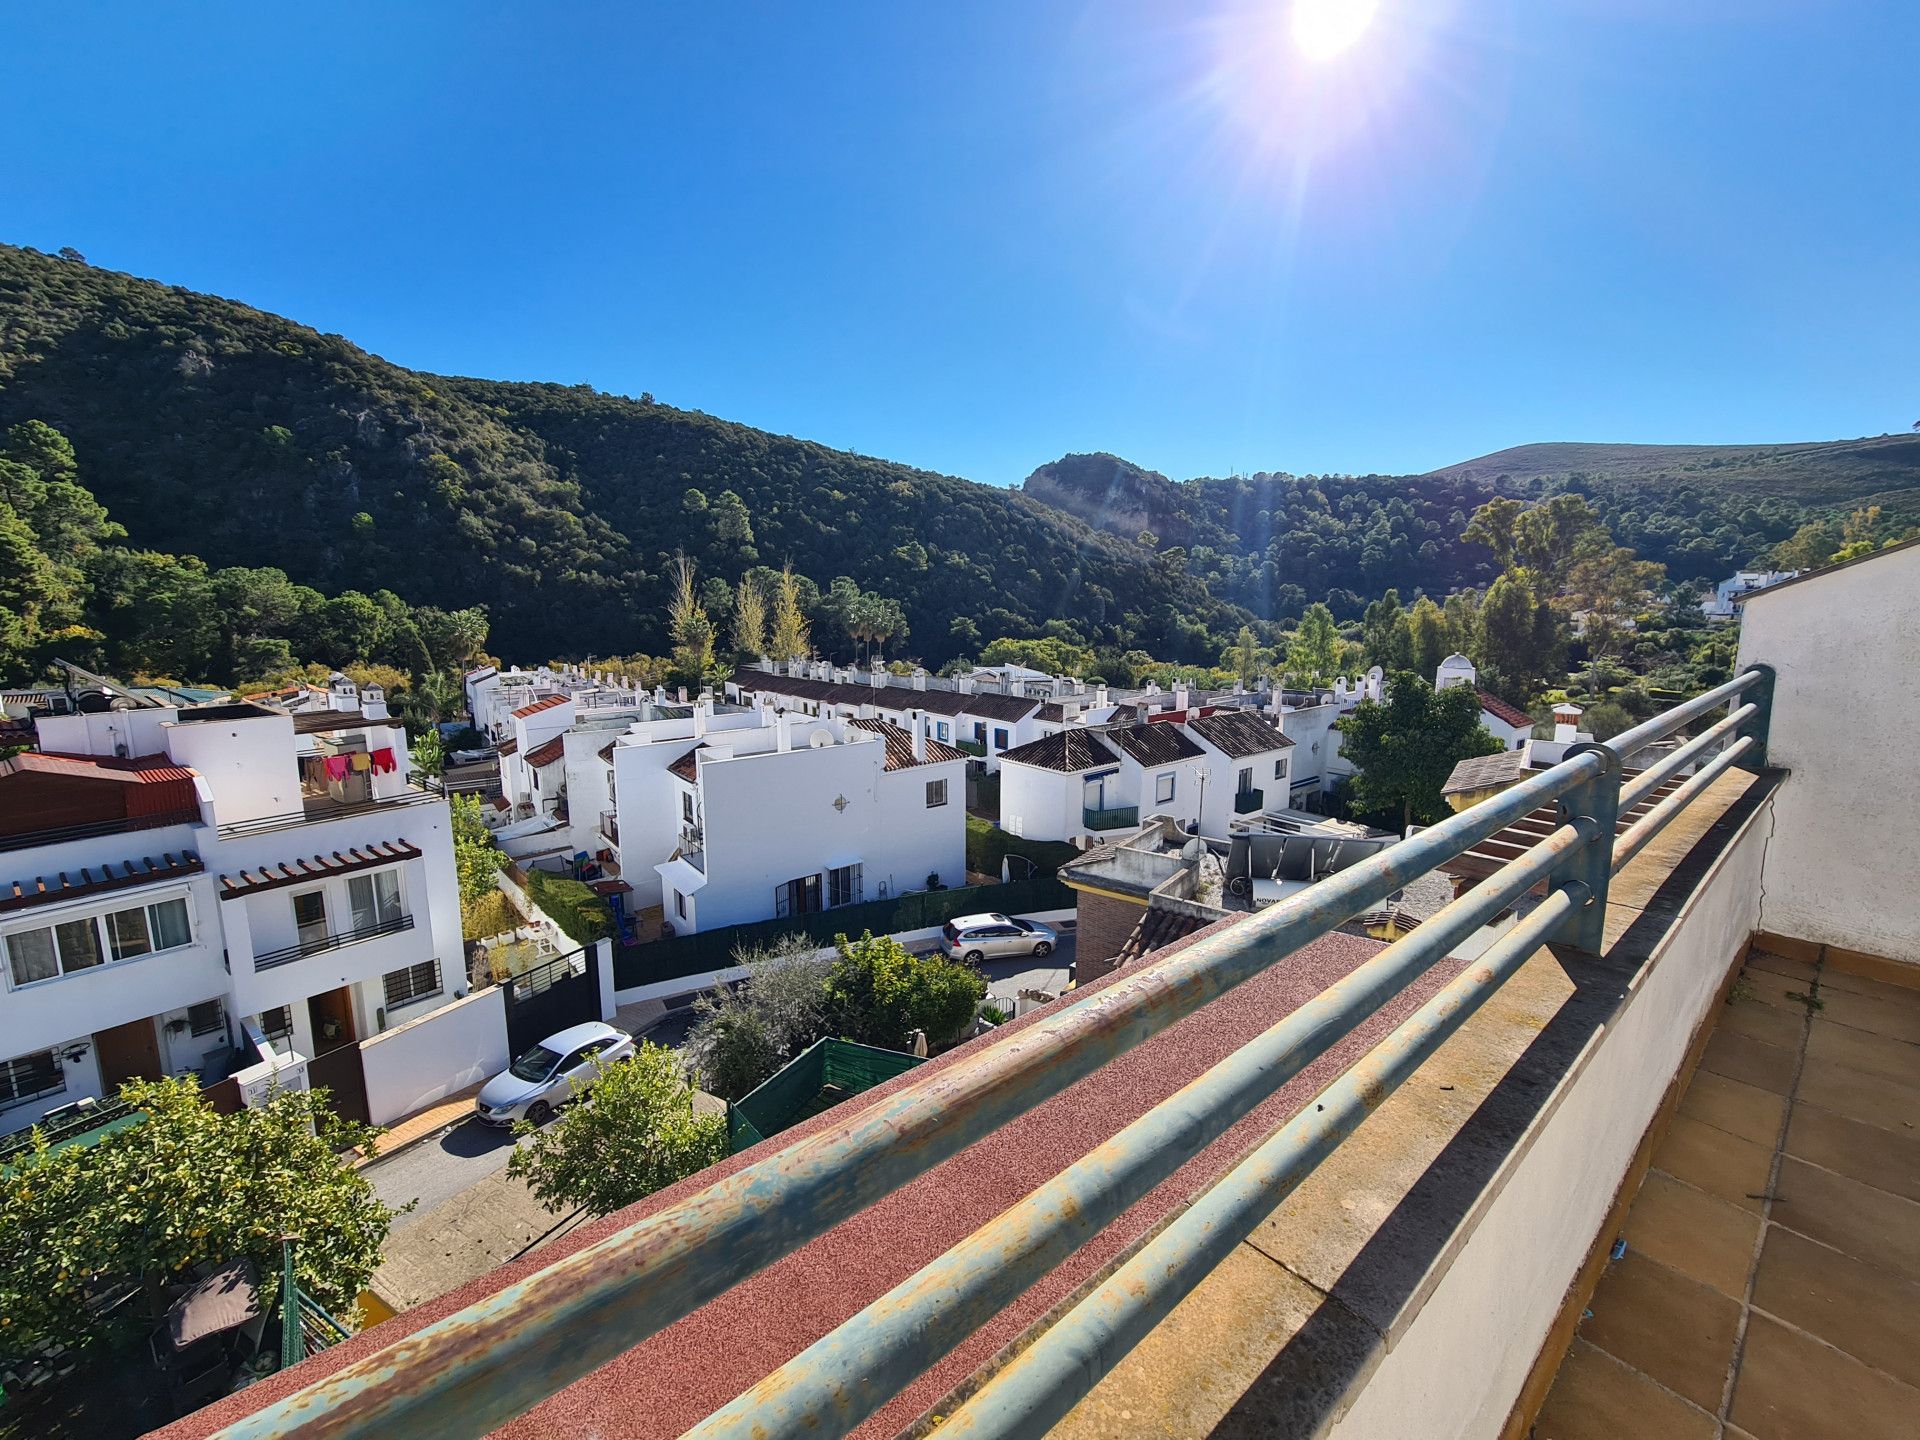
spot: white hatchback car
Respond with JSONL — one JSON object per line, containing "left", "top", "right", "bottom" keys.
{"left": 943, "top": 913, "right": 1058, "bottom": 963}
{"left": 474, "top": 1021, "right": 634, "bottom": 1127}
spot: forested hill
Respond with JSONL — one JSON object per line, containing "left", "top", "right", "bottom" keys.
{"left": 0, "top": 244, "right": 1241, "bottom": 665}
{"left": 1023, "top": 431, "right": 1920, "bottom": 622}
{"left": 1429, "top": 437, "right": 1920, "bottom": 510}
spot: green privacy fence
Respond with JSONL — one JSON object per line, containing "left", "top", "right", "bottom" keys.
{"left": 727, "top": 1038, "right": 927, "bottom": 1153}
{"left": 614, "top": 875, "right": 1074, "bottom": 991}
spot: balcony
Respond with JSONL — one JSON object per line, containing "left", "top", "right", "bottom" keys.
{"left": 250, "top": 912, "right": 415, "bottom": 971}
{"left": 600, "top": 810, "right": 620, "bottom": 846}
{"left": 1232, "top": 786, "right": 1264, "bottom": 814}
{"left": 173, "top": 541, "right": 1920, "bottom": 1440}
{"left": 678, "top": 827, "right": 706, "bottom": 873}
{"left": 0, "top": 806, "right": 201, "bottom": 855}
{"left": 216, "top": 775, "right": 443, "bottom": 839}
{"left": 1083, "top": 803, "right": 1140, "bottom": 832}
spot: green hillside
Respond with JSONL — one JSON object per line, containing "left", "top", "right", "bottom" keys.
{"left": 1428, "top": 437, "right": 1920, "bottom": 510}
{"left": 0, "top": 244, "right": 1242, "bottom": 668}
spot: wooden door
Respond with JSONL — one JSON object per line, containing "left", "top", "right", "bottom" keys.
{"left": 94, "top": 1016, "right": 164, "bottom": 1092}
{"left": 306, "top": 986, "right": 357, "bottom": 1054}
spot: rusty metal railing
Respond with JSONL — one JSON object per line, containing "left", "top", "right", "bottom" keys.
{"left": 212, "top": 669, "right": 1772, "bottom": 1440}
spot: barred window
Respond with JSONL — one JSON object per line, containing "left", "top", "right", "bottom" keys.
{"left": 828, "top": 863, "right": 863, "bottom": 909}
{"left": 0, "top": 1050, "right": 64, "bottom": 1109}
{"left": 925, "top": 778, "right": 948, "bottom": 809}
{"left": 260, "top": 1006, "right": 293, "bottom": 1041}
{"left": 187, "top": 1000, "right": 225, "bottom": 1038}
{"left": 384, "top": 959, "right": 443, "bottom": 1010}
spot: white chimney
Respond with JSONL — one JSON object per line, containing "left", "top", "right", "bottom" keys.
{"left": 777, "top": 715, "right": 793, "bottom": 753}
{"left": 694, "top": 698, "right": 711, "bottom": 738}
{"left": 955, "top": 674, "right": 974, "bottom": 695}
{"left": 1095, "top": 684, "right": 1109, "bottom": 709}
{"left": 1554, "top": 704, "right": 1583, "bottom": 745}
{"left": 912, "top": 710, "right": 928, "bottom": 762}
{"left": 912, "top": 668, "right": 928, "bottom": 691}
{"left": 1173, "top": 682, "right": 1190, "bottom": 713}
{"left": 870, "top": 667, "right": 886, "bottom": 689}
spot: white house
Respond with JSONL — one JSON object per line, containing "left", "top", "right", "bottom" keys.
{"left": 1702, "top": 569, "right": 1799, "bottom": 622}
{"left": 1, "top": 688, "right": 467, "bottom": 1137}
{"left": 596, "top": 704, "right": 966, "bottom": 934}
{"left": 1183, "top": 710, "right": 1295, "bottom": 835}
{"left": 1433, "top": 653, "right": 1534, "bottom": 750}
{"left": 725, "top": 662, "right": 1045, "bottom": 772}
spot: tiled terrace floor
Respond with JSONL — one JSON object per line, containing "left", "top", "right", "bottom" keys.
{"left": 1533, "top": 944, "right": 1920, "bottom": 1440}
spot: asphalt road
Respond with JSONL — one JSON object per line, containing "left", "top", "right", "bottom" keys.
{"left": 369, "top": 1114, "right": 525, "bottom": 1228}
{"left": 366, "top": 931, "right": 1076, "bottom": 1226}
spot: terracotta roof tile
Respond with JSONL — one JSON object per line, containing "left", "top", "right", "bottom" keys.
{"left": 847, "top": 717, "right": 969, "bottom": 770}
{"left": 0, "top": 751, "right": 196, "bottom": 785}
{"left": 1113, "top": 906, "right": 1213, "bottom": 967}
{"left": 525, "top": 736, "right": 567, "bottom": 769}
{"left": 997, "top": 729, "right": 1121, "bottom": 774}
{"left": 667, "top": 747, "right": 702, "bottom": 783}
{"left": 511, "top": 694, "right": 571, "bottom": 719}
{"left": 1476, "top": 690, "right": 1534, "bottom": 730}
{"left": 1184, "top": 709, "right": 1292, "bottom": 759}
{"left": 1105, "top": 723, "right": 1204, "bottom": 767}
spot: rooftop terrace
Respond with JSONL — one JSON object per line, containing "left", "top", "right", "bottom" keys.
{"left": 157, "top": 542, "right": 1920, "bottom": 1440}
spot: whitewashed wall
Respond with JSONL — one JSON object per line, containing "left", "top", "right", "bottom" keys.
{"left": 358, "top": 987, "right": 510, "bottom": 1126}
{"left": 1738, "top": 541, "right": 1920, "bottom": 961}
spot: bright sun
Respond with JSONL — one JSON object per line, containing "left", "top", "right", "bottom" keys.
{"left": 1291, "top": 0, "right": 1382, "bottom": 62}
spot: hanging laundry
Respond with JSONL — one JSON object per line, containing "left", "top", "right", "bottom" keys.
{"left": 370, "top": 747, "right": 396, "bottom": 775}
{"left": 324, "top": 755, "right": 350, "bottom": 782}
{"left": 350, "top": 751, "right": 372, "bottom": 773}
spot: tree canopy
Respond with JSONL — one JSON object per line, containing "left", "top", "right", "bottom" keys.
{"left": 1336, "top": 672, "right": 1502, "bottom": 829}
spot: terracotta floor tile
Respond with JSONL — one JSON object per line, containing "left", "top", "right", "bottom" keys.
{"left": 1787, "top": 1103, "right": 1920, "bottom": 1202}
{"left": 1816, "top": 987, "right": 1920, "bottom": 1046}
{"left": 1751, "top": 1226, "right": 1920, "bottom": 1389}
{"left": 1805, "top": 1020, "right": 1920, "bottom": 1090}
{"left": 1719, "top": 993, "right": 1812, "bottom": 1051}
{"left": 1680, "top": 1069, "right": 1790, "bottom": 1149}
{"left": 1796, "top": 1055, "right": 1920, "bottom": 1135}
{"left": 1700, "top": 1029, "right": 1800, "bottom": 1096}
{"left": 1653, "top": 1115, "right": 1778, "bottom": 1213}
{"left": 1817, "top": 954, "right": 1920, "bottom": 1000}
{"left": 1578, "top": 1254, "right": 1742, "bottom": 1411}
{"left": 1729, "top": 1311, "right": 1920, "bottom": 1440}
{"left": 1623, "top": 1170, "right": 1763, "bottom": 1297}
{"left": 1532, "top": 1338, "right": 1716, "bottom": 1440}
{"left": 1737, "top": 967, "right": 1819, "bottom": 1011}
{"left": 1747, "top": 949, "right": 1820, "bottom": 983}
{"left": 1770, "top": 1157, "right": 1920, "bottom": 1282}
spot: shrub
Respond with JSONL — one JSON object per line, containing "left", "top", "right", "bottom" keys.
{"left": 965, "top": 815, "right": 1078, "bottom": 879}
{"left": 825, "top": 931, "right": 987, "bottom": 1051}
{"left": 526, "top": 867, "right": 614, "bottom": 945}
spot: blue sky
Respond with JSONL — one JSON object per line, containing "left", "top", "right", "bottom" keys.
{"left": 3, "top": 2, "right": 1914, "bottom": 486}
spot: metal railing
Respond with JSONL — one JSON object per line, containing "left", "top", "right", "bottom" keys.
{"left": 209, "top": 667, "right": 1774, "bottom": 1440}
{"left": 216, "top": 783, "right": 442, "bottom": 838}
{"left": 0, "top": 808, "right": 201, "bottom": 855}
{"left": 600, "top": 810, "right": 620, "bottom": 846}
{"left": 1233, "top": 787, "right": 1264, "bottom": 814}
{"left": 250, "top": 913, "right": 415, "bottom": 971}
{"left": 1082, "top": 803, "right": 1140, "bottom": 831}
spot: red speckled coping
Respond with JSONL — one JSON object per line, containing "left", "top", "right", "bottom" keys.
{"left": 158, "top": 921, "right": 1463, "bottom": 1440}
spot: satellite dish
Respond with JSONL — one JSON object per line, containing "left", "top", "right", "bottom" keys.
{"left": 1179, "top": 838, "right": 1207, "bottom": 865}
{"left": 809, "top": 730, "right": 833, "bottom": 748}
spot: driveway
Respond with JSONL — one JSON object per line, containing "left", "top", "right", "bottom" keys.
{"left": 978, "top": 931, "right": 1077, "bottom": 1008}
{"left": 368, "top": 1115, "right": 525, "bottom": 1228}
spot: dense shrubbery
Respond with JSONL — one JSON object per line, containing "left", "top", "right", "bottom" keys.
{"left": 525, "top": 868, "right": 614, "bottom": 945}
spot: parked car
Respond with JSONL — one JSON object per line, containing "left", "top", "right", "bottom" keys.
{"left": 943, "top": 913, "right": 1057, "bottom": 963}
{"left": 474, "top": 1021, "right": 634, "bottom": 1126}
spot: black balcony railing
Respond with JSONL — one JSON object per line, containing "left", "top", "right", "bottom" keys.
{"left": 217, "top": 783, "right": 442, "bottom": 839}
{"left": 251, "top": 912, "right": 415, "bottom": 971}
{"left": 1234, "top": 788, "right": 1265, "bottom": 814}
{"left": 0, "top": 808, "right": 202, "bottom": 856}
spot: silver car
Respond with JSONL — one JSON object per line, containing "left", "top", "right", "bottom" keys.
{"left": 943, "top": 912, "right": 1057, "bottom": 963}
{"left": 474, "top": 1021, "right": 634, "bottom": 1127}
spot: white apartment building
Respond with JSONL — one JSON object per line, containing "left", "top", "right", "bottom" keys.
{"left": 0, "top": 690, "right": 464, "bottom": 1137}
{"left": 725, "top": 661, "right": 1046, "bottom": 773}
{"left": 1433, "top": 652, "right": 1535, "bottom": 750}
{"left": 1701, "top": 568, "right": 1799, "bottom": 622}
{"left": 601, "top": 703, "right": 967, "bottom": 934}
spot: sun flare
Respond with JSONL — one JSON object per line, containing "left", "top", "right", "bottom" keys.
{"left": 1291, "top": 0, "right": 1382, "bottom": 62}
